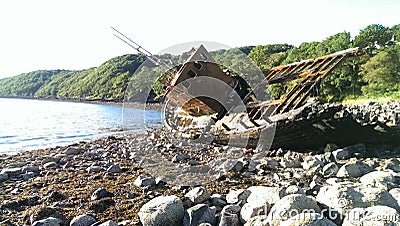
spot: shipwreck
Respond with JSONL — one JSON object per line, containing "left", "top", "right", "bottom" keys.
{"left": 113, "top": 28, "right": 400, "bottom": 150}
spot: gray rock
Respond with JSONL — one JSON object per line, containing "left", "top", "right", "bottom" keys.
{"left": 359, "top": 171, "right": 394, "bottom": 188}
{"left": 302, "top": 156, "right": 324, "bottom": 170}
{"left": 282, "top": 185, "right": 305, "bottom": 196}
{"left": 389, "top": 188, "right": 400, "bottom": 207}
{"left": 107, "top": 164, "right": 122, "bottom": 173}
{"left": 240, "top": 201, "right": 270, "bottom": 223}
{"left": 21, "top": 165, "right": 40, "bottom": 173}
{"left": 0, "top": 173, "right": 8, "bottom": 182}
{"left": 247, "top": 186, "right": 281, "bottom": 205}
{"left": 336, "top": 160, "right": 373, "bottom": 178}
{"left": 32, "top": 217, "right": 62, "bottom": 226}
{"left": 0, "top": 219, "right": 14, "bottom": 226}
{"left": 70, "top": 214, "right": 96, "bottom": 226}
{"left": 267, "top": 194, "right": 321, "bottom": 226}
{"left": 322, "top": 162, "right": 340, "bottom": 178}
{"left": 134, "top": 175, "right": 155, "bottom": 187}
{"left": 219, "top": 205, "right": 241, "bottom": 226}
{"left": 86, "top": 166, "right": 102, "bottom": 173}
{"left": 22, "top": 172, "right": 36, "bottom": 180}
{"left": 243, "top": 216, "right": 268, "bottom": 226}
{"left": 97, "top": 220, "right": 118, "bottom": 226}
{"left": 172, "top": 154, "right": 187, "bottom": 163}
{"left": 139, "top": 195, "right": 184, "bottom": 226}
{"left": 185, "top": 187, "right": 211, "bottom": 205}
{"left": 332, "top": 148, "right": 351, "bottom": 161}
{"left": 316, "top": 182, "right": 400, "bottom": 220}
{"left": 281, "top": 213, "right": 336, "bottom": 226}
{"left": 43, "top": 162, "right": 58, "bottom": 169}
{"left": 232, "top": 159, "right": 245, "bottom": 172}
{"left": 226, "top": 189, "right": 251, "bottom": 204}
{"left": 210, "top": 194, "right": 227, "bottom": 207}
{"left": 42, "top": 156, "right": 60, "bottom": 164}
{"left": 183, "top": 204, "right": 216, "bottom": 226}
{"left": 343, "top": 205, "right": 400, "bottom": 226}
{"left": 280, "top": 151, "right": 302, "bottom": 168}
{"left": 91, "top": 188, "right": 113, "bottom": 200}
{"left": 0, "top": 167, "right": 21, "bottom": 177}
{"left": 64, "top": 147, "right": 83, "bottom": 155}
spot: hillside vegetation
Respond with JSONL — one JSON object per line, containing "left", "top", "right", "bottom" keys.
{"left": 0, "top": 23, "right": 399, "bottom": 102}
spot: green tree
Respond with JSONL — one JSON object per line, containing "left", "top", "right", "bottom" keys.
{"left": 360, "top": 45, "right": 400, "bottom": 96}
{"left": 354, "top": 24, "right": 392, "bottom": 55}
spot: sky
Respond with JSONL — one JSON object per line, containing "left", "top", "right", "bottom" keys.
{"left": 0, "top": 0, "right": 399, "bottom": 78}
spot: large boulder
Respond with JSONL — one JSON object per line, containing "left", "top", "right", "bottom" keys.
{"left": 359, "top": 171, "right": 394, "bottom": 188}
{"left": 139, "top": 195, "right": 184, "bottom": 226}
{"left": 316, "top": 182, "right": 400, "bottom": 223}
{"left": 336, "top": 160, "right": 373, "bottom": 178}
{"left": 219, "top": 205, "right": 241, "bottom": 226}
{"left": 183, "top": 204, "right": 215, "bottom": 226}
{"left": 246, "top": 186, "right": 281, "bottom": 205}
{"left": 32, "top": 217, "right": 62, "bottom": 226}
{"left": 185, "top": 187, "right": 211, "bottom": 205}
{"left": 280, "top": 213, "right": 337, "bottom": 226}
{"left": 342, "top": 205, "right": 400, "bottom": 226}
{"left": 267, "top": 194, "right": 321, "bottom": 226}
{"left": 70, "top": 215, "right": 97, "bottom": 226}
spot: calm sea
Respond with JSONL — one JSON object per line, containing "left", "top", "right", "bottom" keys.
{"left": 0, "top": 98, "right": 161, "bottom": 155}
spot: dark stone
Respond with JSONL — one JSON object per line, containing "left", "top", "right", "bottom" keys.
{"left": 89, "top": 198, "right": 115, "bottom": 213}
{"left": 91, "top": 188, "right": 113, "bottom": 200}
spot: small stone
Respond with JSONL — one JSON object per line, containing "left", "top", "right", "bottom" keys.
{"left": 240, "top": 201, "right": 270, "bottom": 223}
{"left": 89, "top": 198, "right": 115, "bottom": 213}
{"left": 42, "top": 156, "right": 60, "bottom": 164}
{"left": 183, "top": 204, "right": 216, "bottom": 226}
{"left": 226, "top": 189, "right": 251, "bottom": 204}
{"left": 172, "top": 154, "right": 187, "bottom": 163}
{"left": 244, "top": 216, "right": 268, "bottom": 226}
{"left": 232, "top": 160, "right": 244, "bottom": 172}
{"left": 0, "top": 168, "right": 21, "bottom": 177}
{"left": 97, "top": 220, "right": 118, "bottom": 226}
{"left": 91, "top": 188, "right": 113, "bottom": 200}
{"left": 70, "top": 214, "right": 96, "bottom": 226}
{"left": 302, "top": 155, "right": 324, "bottom": 170}
{"left": 219, "top": 205, "right": 241, "bottom": 226}
{"left": 32, "top": 217, "right": 62, "bottom": 226}
{"left": 0, "top": 173, "right": 8, "bottom": 182}
{"left": 139, "top": 195, "right": 184, "bottom": 226}
{"left": 21, "top": 165, "right": 40, "bottom": 173}
{"left": 86, "top": 166, "right": 102, "bottom": 173}
{"left": 336, "top": 160, "right": 373, "bottom": 178}
{"left": 323, "top": 162, "right": 340, "bottom": 178}
{"left": 107, "top": 164, "right": 122, "bottom": 173}
{"left": 282, "top": 185, "right": 305, "bottom": 196}
{"left": 332, "top": 148, "right": 350, "bottom": 161}
{"left": 43, "top": 162, "right": 58, "bottom": 169}
{"left": 0, "top": 219, "right": 14, "bottom": 226}
{"left": 155, "top": 176, "right": 167, "bottom": 185}
{"left": 64, "top": 146, "right": 83, "bottom": 155}
{"left": 185, "top": 187, "right": 211, "bottom": 205}
{"left": 210, "top": 194, "right": 227, "bottom": 207}
{"left": 280, "top": 151, "right": 302, "bottom": 168}
{"left": 134, "top": 175, "right": 156, "bottom": 187}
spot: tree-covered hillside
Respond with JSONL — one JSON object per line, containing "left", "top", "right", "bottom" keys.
{"left": 0, "top": 23, "right": 399, "bottom": 102}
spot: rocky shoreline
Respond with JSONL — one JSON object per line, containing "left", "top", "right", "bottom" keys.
{"left": 1, "top": 103, "right": 400, "bottom": 225}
